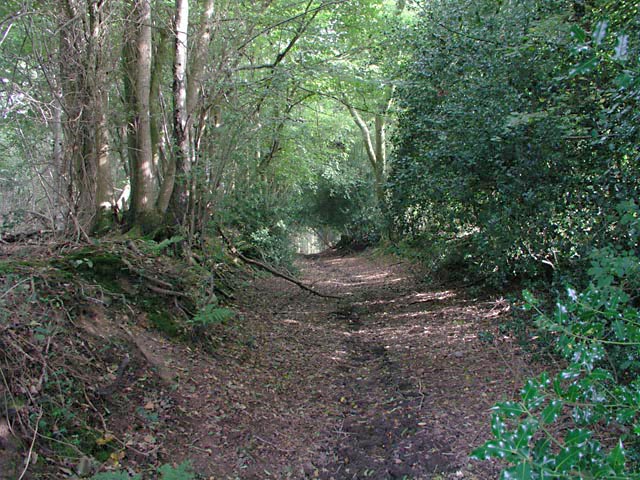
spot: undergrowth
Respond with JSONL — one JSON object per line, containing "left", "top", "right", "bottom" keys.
{"left": 473, "top": 203, "right": 640, "bottom": 479}
{"left": 0, "top": 238, "right": 239, "bottom": 478}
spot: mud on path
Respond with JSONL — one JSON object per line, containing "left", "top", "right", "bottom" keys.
{"left": 153, "top": 251, "right": 538, "bottom": 479}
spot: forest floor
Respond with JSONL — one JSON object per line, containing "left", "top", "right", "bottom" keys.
{"left": 147, "top": 249, "right": 540, "bottom": 479}
{"left": 1, "top": 245, "right": 544, "bottom": 480}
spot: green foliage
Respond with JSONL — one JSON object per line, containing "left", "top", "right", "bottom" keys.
{"left": 389, "top": 0, "right": 640, "bottom": 286}
{"left": 89, "top": 461, "right": 195, "bottom": 480}
{"left": 217, "top": 185, "right": 298, "bottom": 269}
{"left": 157, "top": 461, "right": 196, "bottom": 480}
{"left": 91, "top": 473, "right": 141, "bottom": 480}
{"left": 300, "top": 151, "right": 384, "bottom": 247}
{"left": 146, "top": 236, "right": 185, "bottom": 255}
{"left": 188, "top": 305, "right": 235, "bottom": 328}
{"left": 473, "top": 205, "right": 640, "bottom": 478}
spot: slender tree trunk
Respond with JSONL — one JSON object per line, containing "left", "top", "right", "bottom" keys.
{"left": 59, "top": 0, "right": 96, "bottom": 231}
{"left": 150, "top": 26, "right": 170, "bottom": 178}
{"left": 347, "top": 104, "right": 386, "bottom": 205}
{"left": 89, "top": 0, "right": 113, "bottom": 214}
{"left": 167, "top": 0, "right": 216, "bottom": 232}
{"left": 129, "top": 0, "right": 161, "bottom": 231}
{"left": 344, "top": 88, "right": 393, "bottom": 207}
{"left": 373, "top": 113, "right": 386, "bottom": 202}
{"left": 165, "top": 0, "right": 190, "bottom": 223}
{"left": 52, "top": 86, "right": 65, "bottom": 222}
{"left": 57, "top": 0, "right": 114, "bottom": 233}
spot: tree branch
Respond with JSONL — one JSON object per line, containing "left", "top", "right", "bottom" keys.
{"left": 218, "top": 228, "right": 342, "bottom": 299}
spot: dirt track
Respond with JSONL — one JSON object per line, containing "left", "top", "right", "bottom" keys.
{"left": 142, "top": 251, "right": 534, "bottom": 479}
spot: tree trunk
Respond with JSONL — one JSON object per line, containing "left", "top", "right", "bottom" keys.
{"left": 344, "top": 88, "right": 393, "bottom": 207}
{"left": 347, "top": 104, "right": 386, "bottom": 205}
{"left": 129, "top": 0, "right": 161, "bottom": 231}
{"left": 57, "top": 0, "right": 115, "bottom": 234}
{"left": 59, "top": 1, "right": 94, "bottom": 232}
{"left": 165, "top": 0, "right": 190, "bottom": 225}
{"left": 167, "top": 0, "right": 216, "bottom": 232}
{"left": 88, "top": 0, "right": 114, "bottom": 215}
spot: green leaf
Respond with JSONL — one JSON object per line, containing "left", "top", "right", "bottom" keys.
{"left": 612, "top": 320, "right": 628, "bottom": 341}
{"left": 501, "top": 462, "right": 532, "bottom": 480}
{"left": 532, "top": 437, "right": 551, "bottom": 462}
{"left": 521, "top": 380, "right": 545, "bottom": 410}
{"left": 513, "top": 419, "right": 537, "bottom": 449}
{"left": 564, "top": 429, "right": 590, "bottom": 448}
{"left": 471, "top": 440, "right": 513, "bottom": 461}
{"left": 616, "top": 408, "right": 636, "bottom": 424}
{"left": 588, "top": 368, "right": 614, "bottom": 382}
{"left": 491, "top": 413, "right": 507, "bottom": 438}
{"left": 541, "top": 400, "right": 563, "bottom": 424}
{"left": 607, "top": 441, "right": 626, "bottom": 475}
{"left": 554, "top": 446, "right": 581, "bottom": 473}
{"left": 522, "top": 290, "right": 537, "bottom": 309}
{"left": 188, "top": 306, "right": 235, "bottom": 327}
{"left": 570, "top": 25, "right": 586, "bottom": 43}
{"left": 493, "top": 402, "right": 525, "bottom": 418}
{"left": 569, "top": 57, "right": 599, "bottom": 77}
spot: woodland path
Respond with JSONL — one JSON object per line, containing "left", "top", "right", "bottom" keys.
{"left": 141, "top": 250, "right": 536, "bottom": 479}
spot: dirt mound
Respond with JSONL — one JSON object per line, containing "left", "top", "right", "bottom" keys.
{"left": 0, "top": 239, "right": 236, "bottom": 479}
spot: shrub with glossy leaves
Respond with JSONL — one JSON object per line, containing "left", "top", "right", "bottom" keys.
{"left": 473, "top": 204, "right": 640, "bottom": 478}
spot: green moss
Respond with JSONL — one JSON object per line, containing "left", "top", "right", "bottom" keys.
{"left": 135, "top": 210, "right": 164, "bottom": 236}
{"left": 0, "top": 259, "right": 43, "bottom": 274}
{"left": 147, "top": 309, "right": 180, "bottom": 337}
{"left": 58, "top": 248, "right": 129, "bottom": 294}
{"left": 0, "top": 260, "right": 18, "bottom": 274}
{"left": 56, "top": 246, "right": 187, "bottom": 337}
{"left": 93, "top": 208, "right": 116, "bottom": 236}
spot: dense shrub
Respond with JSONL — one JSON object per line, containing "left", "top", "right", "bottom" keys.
{"left": 472, "top": 202, "right": 640, "bottom": 478}
{"left": 389, "top": 0, "right": 640, "bottom": 286}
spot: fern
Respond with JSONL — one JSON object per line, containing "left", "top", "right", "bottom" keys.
{"left": 90, "top": 472, "right": 140, "bottom": 480}
{"left": 89, "top": 461, "right": 194, "bottom": 480}
{"left": 188, "top": 305, "right": 235, "bottom": 327}
{"left": 148, "top": 235, "right": 185, "bottom": 254}
{"left": 158, "top": 461, "right": 196, "bottom": 480}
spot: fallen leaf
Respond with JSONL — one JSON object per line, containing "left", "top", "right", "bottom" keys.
{"left": 96, "top": 433, "right": 116, "bottom": 445}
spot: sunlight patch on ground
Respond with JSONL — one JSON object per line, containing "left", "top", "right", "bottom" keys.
{"left": 281, "top": 319, "right": 300, "bottom": 325}
{"left": 410, "top": 291, "right": 457, "bottom": 302}
{"left": 352, "top": 272, "right": 390, "bottom": 281}
{"left": 336, "top": 300, "right": 490, "bottom": 353}
{"left": 329, "top": 349, "right": 348, "bottom": 361}
{"left": 315, "top": 275, "right": 408, "bottom": 288}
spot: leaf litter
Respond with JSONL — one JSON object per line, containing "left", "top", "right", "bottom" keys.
{"left": 1, "top": 242, "right": 542, "bottom": 479}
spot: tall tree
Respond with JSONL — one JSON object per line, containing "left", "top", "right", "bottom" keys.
{"left": 58, "top": 0, "right": 114, "bottom": 232}
{"left": 128, "top": 0, "right": 160, "bottom": 230}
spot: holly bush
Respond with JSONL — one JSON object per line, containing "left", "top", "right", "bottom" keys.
{"left": 472, "top": 203, "right": 640, "bottom": 478}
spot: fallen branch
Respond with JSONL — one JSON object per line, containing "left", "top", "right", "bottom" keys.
{"left": 218, "top": 228, "right": 342, "bottom": 299}
{"left": 121, "top": 258, "right": 176, "bottom": 290}
{"left": 146, "top": 284, "right": 189, "bottom": 297}
{"left": 17, "top": 409, "right": 42, "bottom": 480}
{"left": 96, "top": 354, "right": 130, "bottom": 396}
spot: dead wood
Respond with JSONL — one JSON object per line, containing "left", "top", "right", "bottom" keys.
{"left": 95, "top": 353, "right": 130, "bottom": 396}
{"left": 218, "top": 228, "right": 342, "bottom": 300}
{"left": 121, "top": 257, "right": 176, "bottom": 290}
{"left": 146, "top": 284, "right": 189, "bottom": 297}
